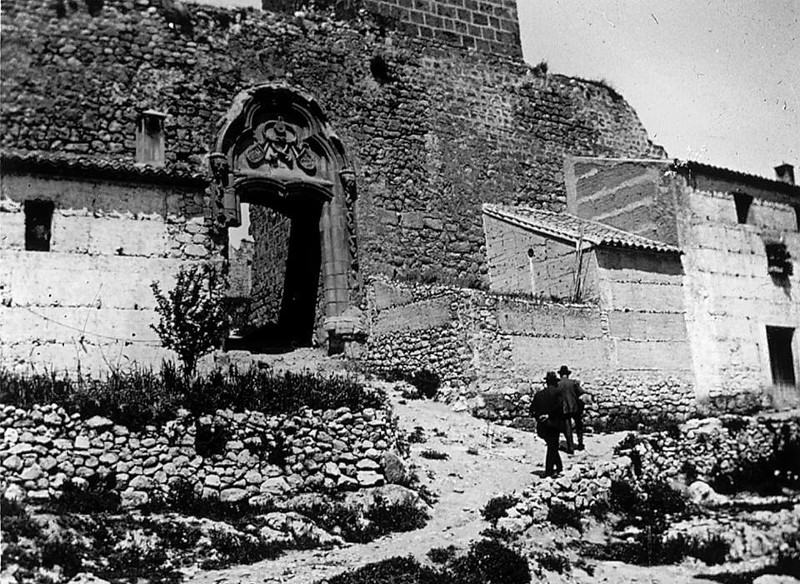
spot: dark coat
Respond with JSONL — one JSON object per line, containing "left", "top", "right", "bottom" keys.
{"left": 558, "top": 378, "right": 584, "bottom": 414}
{"left": 531, "top": 385, "right": 563, "bottom": 421}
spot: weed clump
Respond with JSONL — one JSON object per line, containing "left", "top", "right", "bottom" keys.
{"left": 481, "top": 494, "right": 519, "bottom": 523}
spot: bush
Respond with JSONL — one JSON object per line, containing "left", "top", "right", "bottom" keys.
{"left": 49, "top": 475, "right": 120, "bottom": 514}
{"left": 685, "top": 534, "right": 730, "bottom": 565}
{"left": 0, "top": 497, "right": 41, "bottom": 542}
{"left": 326, "top": 556, "right": 442, "bottom": 584}
{"left": 481, "top": 495, "right": 519, "bottom": 523}
{"left": 40, "top": 537, "right": 84, "bottom": 578}
{"left": 451, "top": 538, "right": 531, "bottom": 584}
{"left": 428, "top": 545, "right": 458, "bottom": 564}
{"left": 0, "top": 366, "right": 384, "bottom": 430}
{"left": 377, "top": 368, "right": 440, "bottom": 399}
{"left": 533, "top": 550, "right": 570, "bottom": 574}
{"left": 546, "top": 502, "right": 582, "bottom": 532}
{"left": 420, "top": 449, "right": 449, "bottom": 460}
{"left": 202, "top": 530, "right": 282, "bottom": 569}
{"left": 151, "top": 263, "right": 228, "bottom": 377}
{"left": 366, "top": 493, "right": 429, "bottom": 534}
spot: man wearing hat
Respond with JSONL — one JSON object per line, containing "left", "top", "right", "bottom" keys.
{"left": 558, "top": 365, "right": 585, "bottom": 453}
{"left": 531, "top": 371, "right": 565, "bottom": 477}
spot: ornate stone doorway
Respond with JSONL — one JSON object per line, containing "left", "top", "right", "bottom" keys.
{"left": 209, "top": 86, "right": 363, "bottom": 352}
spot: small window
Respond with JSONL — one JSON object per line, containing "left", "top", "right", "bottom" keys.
{"left": 767, "top": 326, "right": 796, "bottom": 385}
{"left": 136, "top": 109, "right": 167, "bottom": 166}
{"left": 794, "top": 207, "right": 800, "bottom": 231}
{"left": 25, "top": 200, "right": 54, "bottom": 251}
{"left": 733, "top": 192, "right": 753, "bottom": 224}
{"left": 765, "top": 241, "right": 793, "bottom": 278}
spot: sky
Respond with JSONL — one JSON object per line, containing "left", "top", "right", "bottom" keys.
{"left": 517, "top": 0, "right": 799, "bottom": 179}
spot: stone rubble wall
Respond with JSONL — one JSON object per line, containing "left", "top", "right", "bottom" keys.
{"left": 498, "top": 415, "right": 800, "bottom": 536}
{"left": 0, "top": 402, "right": 401, "bottom": 507}
{"left": 1, "top": 0, "right": 664, "bottom": 288}
{"left": 363, "top": 276, "right": 697, "bottom": 427}
{"left": 624, "top": 414, "right": 800, "bottom": 483}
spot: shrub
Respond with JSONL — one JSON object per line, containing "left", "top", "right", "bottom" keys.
{"left": 410, "top": 370, "right": 440, "bottom": 399}
{"left": 40, "top": 537, "right": 84, "bottom": 578}
{"left": 451, "top": 538, "right": 531, "bottom": 584}
{"left": 366, "top": 493, "right": 429, "bottom": 534}
{"left": 0, "top": 366, "right": 384, "bottom": 430}
{"left": 428, "top": 545, "right": 458, "bottom": 564}
{"left": 534, "top": 550, "right": 570, "bottom": 574}
{"left": 0, "top": 497, "right": 41, "bottom": 542}
{"left": 685, "top": 534, "right": 730, "bottom": 566}
{"left": 546, "top": 502, "right": 582, "bottom": 532}
{"left": 202, "top": 530, "right": 282, "bottom": 569}
{"left": 407, "top": 426, "right": 427, "bottom": 444}
{"left": 481, "top": 495, "right": 519, "bottom": 523}
{"left": 420, "top": 449, "right": 449, "bottom": 460}
{"left": 151, "top": 263, "right": 228, "bottom": 377}
{"left": 326, "top": 556, "right": 442, "bottom": 584}
{"left": 49, "top": 475, "right": 120, "bottom": 514}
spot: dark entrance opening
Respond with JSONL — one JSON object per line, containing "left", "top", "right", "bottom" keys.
{"left": 767, "top": 325, "right": 796, "bottom": 385}
{"left": 241, "top": 200, "right": 323, "bottom": 353}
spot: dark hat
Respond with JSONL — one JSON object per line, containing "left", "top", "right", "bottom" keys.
{"left": 558, "top": 365, "right": 571, "bottom": 376}
{"left": 544, "top": 371, "right": 559, "bottom": 385}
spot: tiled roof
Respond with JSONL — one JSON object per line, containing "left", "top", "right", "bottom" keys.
{"left": 0, "top": 149, "right": 207, "bottom": 187}
{"left": 483, "top": 204, "right": 681, "bottom": 254}
{"left": 674, "top": 160, "right": 800, "bottom": 196}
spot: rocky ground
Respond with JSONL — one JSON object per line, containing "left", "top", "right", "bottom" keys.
{"left": 4, "top": 350, "right": 799, "bottom": 583}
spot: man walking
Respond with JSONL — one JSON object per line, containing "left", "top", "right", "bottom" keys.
{"left": 558, "top": 365, "right": 585, "bottom": 453}
{"left": 531, "top": 371, "right": 564, "bottom": 477}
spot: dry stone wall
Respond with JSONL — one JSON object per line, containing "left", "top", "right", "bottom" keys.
{"left": 1, "top": 0, "right": 664, "bottom": 288}
{"left": 0, "top": 401, "right": 400, "bottom": 507}
{"left": 362, "top": 277, "right": 696, "bottom": 427}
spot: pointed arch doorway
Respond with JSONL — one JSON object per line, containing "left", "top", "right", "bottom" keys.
{"left": 209, "top": 86, "right": 362, "bottom": 353}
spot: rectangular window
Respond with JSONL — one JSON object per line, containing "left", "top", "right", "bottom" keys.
{"left": 767, "top": 326, "right": 796, "bottom": 385}
{"left": 24, "top": 200, "right": 54, "bottom": 252}
{"left": 733, "top": 192, "right": 753, "bottom": 224}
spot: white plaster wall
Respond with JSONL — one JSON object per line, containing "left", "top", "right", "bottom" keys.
{"left": 0, "top": 173, "right": 217, "bottom": 375}
{"left": 679, "top": 184, "right": 800, "bottom": 403}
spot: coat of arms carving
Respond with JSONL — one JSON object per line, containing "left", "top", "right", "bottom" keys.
{"left": 244, "top": 117, "right": 317, "bottom": 175}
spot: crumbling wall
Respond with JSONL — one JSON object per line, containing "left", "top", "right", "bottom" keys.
{"left": 0, "top": 172, "right": 217, "bottom": 373}
{"left": 0, "top": 0, "right": 665, "bottom": 290}
{"left": 362, "top": 276, "right": 696, "bottom": 427}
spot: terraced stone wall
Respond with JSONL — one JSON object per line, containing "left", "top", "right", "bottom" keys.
{"left": 0, "top": 402, "right": 401, "bottom": 507}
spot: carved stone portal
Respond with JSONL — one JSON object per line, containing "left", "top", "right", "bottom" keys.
{"left": 211, "top": 85, "right": 362, "bottom": 352}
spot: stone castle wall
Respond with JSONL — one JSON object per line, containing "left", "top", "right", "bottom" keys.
{"left": 1, "top": 0, "right": 665, "bottom": 290}
{"left": 0, "top": 401, "right": 400, "bottom": 507}
{"left": 0, "top": 171, "right": 218, "bottom": 373}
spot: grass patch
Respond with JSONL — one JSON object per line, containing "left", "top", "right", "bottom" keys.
{"left": 0, "top": 365, "right": 384, "bottom": 431}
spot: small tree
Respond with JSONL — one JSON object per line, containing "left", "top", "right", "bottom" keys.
{"left": 151, "top": 263, "right": 228, "bottom": 377}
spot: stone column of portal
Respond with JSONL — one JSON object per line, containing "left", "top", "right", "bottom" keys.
{"left": 319, "top": 186, "right": 350, "bottom": 322}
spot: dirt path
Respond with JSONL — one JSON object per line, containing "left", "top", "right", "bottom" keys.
{"left": 184, "top": 382, "right": 625, "bottom": 584}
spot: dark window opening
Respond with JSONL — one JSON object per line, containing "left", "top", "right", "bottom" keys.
{"left": 765, "top": 241, "right": 793, "bottom": 278}
{"left": 136, "top": 110, "right": 167, "bottom": 166}
{"left": 767, "top": 326, "right": 796, "bottom": 385}
{"left": 794, "top": 207, "right": 800, "bottom": 231}
{"left": 733, "top": 192, "right": 753, "bottom": 224}
{"left": 25, "top": 200, "right": 54, "bottom": 251}
{"left": 369, "top": 55, "right": 392, "bottom": 84}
